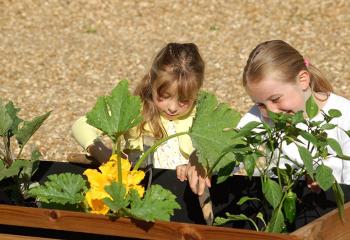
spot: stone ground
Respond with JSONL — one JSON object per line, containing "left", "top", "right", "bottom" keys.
{"left": 1, "top": 0, "right": 349, "bottom": 161}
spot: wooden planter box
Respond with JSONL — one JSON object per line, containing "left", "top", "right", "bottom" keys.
{"left": 1, "top": 202, "right": 350, "bottom": 240}
{"left": 1, "top": 161, "right": 349, "bottom": 240}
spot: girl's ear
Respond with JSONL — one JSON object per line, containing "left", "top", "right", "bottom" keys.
{"left": 297, "top": 70, "right": 311, "bottom": 91}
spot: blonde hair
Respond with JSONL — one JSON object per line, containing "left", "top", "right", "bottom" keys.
{"left": 135, "top": 43, "right": 205, "bottom": 139}
{"left": 243, "top": 40, "right": 332, "bottom": 93}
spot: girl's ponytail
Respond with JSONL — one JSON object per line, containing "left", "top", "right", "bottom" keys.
{"left": 307, "top": 63, "right": 333, "bottom": 93}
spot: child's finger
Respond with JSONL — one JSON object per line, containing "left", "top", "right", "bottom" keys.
{"left": 188, "top": 168, "right": 200, "bottom": 194}
{"left": 205, "top": 177, "right": 211, "bottom": 188}
{"left": 197, "top": 175, "right": 207, "bottom": 196}
{"left": 176, "top": 165, "right": 187, "bottom": 181}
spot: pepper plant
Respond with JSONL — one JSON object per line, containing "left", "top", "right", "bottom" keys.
{"left": 213, "top": 96, "right": 350, "bottom": 232}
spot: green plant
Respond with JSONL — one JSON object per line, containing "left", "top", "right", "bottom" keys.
{"left": 0, "top": 98, "right": 51, "bottom": 202}
{"left": 29, "top": 80, "right": 243, "bottom": 222}
{"left": 213, "top": 96, "right": 350, "bottom": 232}
{"left": 29, "top": 80, "right": 180, "bottom": 222}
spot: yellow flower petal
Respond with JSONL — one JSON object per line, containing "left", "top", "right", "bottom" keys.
{"left": 131, "top": 185, "right": 145, "bottom": 198}
{"left": 84, "top": 169, "right": 110, "bottom": 191}
{"left": 127, "top": 170, "right": 145, "bottom": 186}
{"left": 85, "top": 191, "right": 110, "bottom": 215}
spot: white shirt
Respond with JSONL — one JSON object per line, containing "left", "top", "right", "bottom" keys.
{"left": 153, "top": 121, "right": 189, "bottom": 169}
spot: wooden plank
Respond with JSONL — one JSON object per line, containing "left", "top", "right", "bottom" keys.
{"left": 0, "top": 204, "right": 299, "bottom": 240}
{"left": 0, "top": 233, "right": 56, "bottom": 240}
{"left": 291, "top": 201, "right": 350, "bottom": 240}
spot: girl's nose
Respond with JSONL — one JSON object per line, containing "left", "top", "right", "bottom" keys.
{"left": 168, "top": 101, "right": 178, "bottom": 113}
{"left": 265, "top": 102, "right": 279, "bottom": 113}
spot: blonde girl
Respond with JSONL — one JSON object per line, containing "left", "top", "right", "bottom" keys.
{"left": 181, "top": 40, "right": 350, "bottom": 195}
{"left": 72, "top": 43, "right": 205, "bottom": 169}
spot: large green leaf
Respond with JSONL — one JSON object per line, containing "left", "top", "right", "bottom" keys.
{"left": 306, "top": 95, "right": 318, "bottom": 119}
{"left": 5, "top": 101, "right": 23, "bottom": 137}
{"left": 19, "top": 150, "right": 41, "bottom": 181}
{"left": 189, "top": 92, "right": 241, "bottom": 173}
{"left": 0, "top": 160, "right": 31, "bottom": 181}
{"left": 126, "top": 185, "right": 180, "bottom": 222}
{"left": 332, "top": 181, "right": 344, "bottom": 221}
{"left": 243, "top": 152, "right": 258, "bottom": 178}
{"left": 28, "top": 173, "right": 87, "bottom": 205}
{"left": 0, "top": 99, "right": 13, "bottom": 136}
{"left": 103, "top": 182, "right": 129, "bottom": 212}
{"left": 262, "top": 178, "right": 282, "bottom": 209}
{"left": 86, "top": 80, "right": 143, "bottom": 141}
{"left": 214, "top": 213, "right": 254, "bottom": 226}
{"left": 326, "top": 138, "right": 343, "bottom": 156}
{"left": 16, "top": 111, "right": 52, "bottom": 147}
{"left": 315, "top": 165, "right": 334, "bottom": 191}
{"left": 267, "top": 208, "right": 285, "bottom": 233}
{"left": 297, "top": 145, "right": 314, "bottom": 176}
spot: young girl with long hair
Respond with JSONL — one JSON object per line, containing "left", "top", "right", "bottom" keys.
{"left": 72, "top": 42, "right": 205, "bottom": 169}
{"left": 180, "top": 40, "right": 350, "bottom": 195}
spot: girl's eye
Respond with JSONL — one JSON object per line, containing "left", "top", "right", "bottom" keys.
{"left": 271, "top": 97, "right": 281, "bottom": 103}
{"left": 159, "top": 95, "right": 171, "bottom": 100}
{"left": 179, "top": 100, "right": 190, "bottom": 106}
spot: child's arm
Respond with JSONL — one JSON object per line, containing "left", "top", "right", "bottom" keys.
{"left": 71, "top": 116, "right": 111, "bottom": 163}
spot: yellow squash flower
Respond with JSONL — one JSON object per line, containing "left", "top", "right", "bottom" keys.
{"left": 83, "top": 154, "right": 146, "bottom": 214}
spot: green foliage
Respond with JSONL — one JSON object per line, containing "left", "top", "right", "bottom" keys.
{"left": 16, "top": 111, "right": 51, "bottom": 147}
{"left": 4, "top": 101, "right": 22, "bottom": 137}
{"left": 212, "top": 95, "right": 348, "bottom": 233}
{"left": 267, "top": 208, "right": 285, "bottom": 233}
{"left": 0, "top": 160, "right": 31, "bottom": 181}
{"left": 332, "top": 181, "right": 344, "bottom": 220}
{"left": 315, "top": 165, "right": 334, "bottom": 191}
{"left": 236, "top": 196, "right": 260, "bottom": 206}
{"left": 86, "top": 80, "right": 143, "bottom": 142}
{"left": 306, "top": 95, "right": 318, "bottom": 119}
{"left": 103, "top": 182, "right": 129, "bottom": 212}
{"left": 28, "top": 173, "right": 87, "bottom": 205}
{"left": 0, "top": 99, "right": 14, "bottom": 136}
{"left": 0, "top": 97, "right": 51, "bottom": 203}
{"left": 104, "top": 183, "right": 181, "bottom": 222}
{"left": 214, "top": 197, "right": 265, "bottom": 231}
{"left": 262, "top": 178, "right": 283, "bottom": 209}
{"left": 127, "top": 185, "right": 181, "bottom": 222}
{"left": 189, "top": 92, "right": 241, "bottom": 174}
{"left": 214, "top": 213, "right": 258, "bottom": 230}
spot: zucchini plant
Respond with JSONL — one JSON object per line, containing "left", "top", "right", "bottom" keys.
{"left": 29, "top": 80, "right": 243, "bottom": 222}
{"left": 0, "top": 98, "right": 51, "bottom": 203}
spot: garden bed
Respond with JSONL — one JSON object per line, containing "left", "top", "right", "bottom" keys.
{"left": 1, "top": 160, "right": 350, "bottom": 239}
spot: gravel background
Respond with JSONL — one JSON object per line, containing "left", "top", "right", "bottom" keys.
{"left": 1, "top": 0, "right": 349, "bottom": 161}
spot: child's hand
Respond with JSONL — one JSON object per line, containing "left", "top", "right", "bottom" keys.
{"left": 176, "top": 154, "right": 211, "bottom": 195}
{"left": 305, "top": 174, "right": 321, "bottom": 193}
{"left": 176, "top": 164, "right": 188, "bottom": 182}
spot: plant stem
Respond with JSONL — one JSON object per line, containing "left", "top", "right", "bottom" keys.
{"left": 3, "top": 135, "right": 13, "bottom": 167}
{"left": 247, "top": 218, "right": 260, "bottom": 231}
{"left": 116, "top": 138, "right": 122, "bottom": 184}
{"left": 16, "top": 146, "right": 24, "bottom": 160}
{"left": 133, "top": 131, "right": 188, "bottom": 170}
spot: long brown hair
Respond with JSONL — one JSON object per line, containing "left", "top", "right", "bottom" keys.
{"left": 243, "top": 40, "right": 333, "bottom": 93}
{"left": 135, "top": 43, "right": 205, "bottom": 139}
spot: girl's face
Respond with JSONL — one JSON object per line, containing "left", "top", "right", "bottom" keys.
{"left": 245, "top": 70, "right": 311, "bottom": 118}
{"left": 152, "top": 82, "right": 195, "bottom": 121}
